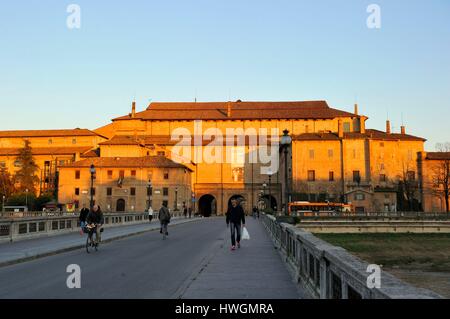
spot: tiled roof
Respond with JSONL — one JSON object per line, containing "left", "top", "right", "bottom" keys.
{"left": 0, "top": 129, "right": 99, "bottom": 138}
{"left": 292, "top": 129, "right": 425, "bottom": 142}
{"left": 113, "top": 101, "right": 357, "bottom": 121}
{"left": 425, "top": 152, "right": 450, "bottom": 160}
{"left": 0, "top": 146, "right": 92, "bottom": 156}
{"left": 99, "top": 135, "right": 144, "bottom": 146}
{"left": 81, "top": 149, "right": 100, "bottom": 158}
{"left": 60, "top": 156, "right": 191, "bottom": 170}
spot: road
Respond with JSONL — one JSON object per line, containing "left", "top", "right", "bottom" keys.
{"left": 0, "top": 218, "right": 303, "bottom": 299}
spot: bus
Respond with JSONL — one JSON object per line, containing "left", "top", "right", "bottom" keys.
{"left": 288, "top": 201, "right": 353, "bottom": 217}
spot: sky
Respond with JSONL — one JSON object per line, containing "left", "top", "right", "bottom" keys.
{"left": 0, "top": 0, "right": 449, "bottom": 150}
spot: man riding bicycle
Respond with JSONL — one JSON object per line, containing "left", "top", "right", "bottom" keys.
{"left": 86, "top": 205, "right": 104, "bottom": 245}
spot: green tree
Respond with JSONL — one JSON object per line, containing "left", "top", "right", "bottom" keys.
{"left": 14, "top": 140, "right": 39, "bottom": 194}
{"left": 0, "top": 166, "right": 15, "bottom": 208}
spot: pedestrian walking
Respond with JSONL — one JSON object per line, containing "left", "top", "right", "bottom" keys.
{"left": 183, "top": 204, "right": 188, "bottom": 219}
{"left": 148, "top": 206, "right": 154, "bottom": 223}
{"left": 226, "top": 198, "right": 246, "bottom": 251}
{"left": 252, "top": 206, "right": 258, "bottom": 219}
{"left": 158, "top": 202, "right": 171, "bottom": 239}
{"left": 188, "top": 206, "right": 192, "bottom": 219}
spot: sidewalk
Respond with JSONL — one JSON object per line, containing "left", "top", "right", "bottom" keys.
{"left": 0, "top": 217, "right": 199, "bottom": 267}
{"left": 179, "top": 217, "right": 309, "bottom": 299}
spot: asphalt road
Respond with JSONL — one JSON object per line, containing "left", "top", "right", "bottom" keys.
{"left": 0, "top": 218, "right": 227, "bottom": 299}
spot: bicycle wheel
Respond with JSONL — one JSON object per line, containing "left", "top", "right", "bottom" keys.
{"left": 86, "top": 233, "right": 93, "bottom": 254}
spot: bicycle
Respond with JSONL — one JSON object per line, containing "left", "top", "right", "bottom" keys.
{"left": 84, "top": 224, "right": 103, "bottom": 253}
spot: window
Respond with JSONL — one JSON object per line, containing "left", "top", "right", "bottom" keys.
{"left": 329, "top": 171, "right": 334, "bottom": 182}
{"left": 107, "top": 188, "right": 112, "bottom": 196}
{"left": 355, "top": 193, "right": 365, "bottom": 201}
{"left": 407, "top": 171, "right": 416, "bottom": 181}
{"left": 59, "top": 160, "right": 66, "bottom": 166}
{"left": 107, "top": 170, "right": 113, "bottom": 179}
{"left": 307, "top": 170, "right": 315, "bottom": 182}
{"left": 131, "top": 170, "right": 136, "bottom": 178}
{"left": 164, "top": 171, "right": 169, "bottom": 180}
{"left": 119, "top": 170, "right": 125, "bottom": 179}
{"left": 380, "top": 174, "right": 386, "bottom": 182}
{"left": 309, "top": 150, "right": 315, "bottom": 159}
{"left": 343, "top": 122, "right": 351, "bottom": 133}
{"left": 157, "top": 151, "right": 166, "bottom": 156}
{"left": 75, "top": 188, "right": 80, "bottom": 196}
{"left": 130, "top": 187, "right": 136, "bottom": 196}
{"left": 72, "top": 138, "right": 77, "bottom": 145}
{"left": 163, "top": 188, "right": 169, "bottom": 196}
{"left": 353, "top": 171, "right": 361, "bottom": 183}
{"left": 75, "top": 170, "right": 80, "bottom": 179}
{"left": 48, "top": 139, "right": 53, "bottom": 145}
{"left": 328, "top": 149, "right": 333, "bottom": 158}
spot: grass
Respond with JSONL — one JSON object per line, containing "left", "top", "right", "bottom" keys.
{"left": 315, "top": 233, "right": 450, "bottom": 272}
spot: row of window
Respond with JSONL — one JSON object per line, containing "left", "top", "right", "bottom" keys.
{"left": 74, "top": 187, "right": 169, "bottom": 197}
{"left": 74, "top": 170, "right": 170, "bottom": 180}
{"left": 306, "top": 171, "right": 416, "bottom": 182}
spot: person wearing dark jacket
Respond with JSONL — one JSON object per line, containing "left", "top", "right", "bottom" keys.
{"left": 79, "top": 204, "right": 89, "bottom": 234}
{"left": 86, "top": 205, "right": 104, "bottom": 244}
{"left": 226, "top": 198, "right": 246, "bottom": 250}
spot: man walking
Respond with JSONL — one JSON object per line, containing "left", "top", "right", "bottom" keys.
{"left": 188, "top": 206, "right": 192, "bottom": 219}
{"left": 226, "top": 198, "right": 246, "bottom": 250}
{"left": 158, "top": 202, "right": 171, "bottom": 238}
{"left": 183, "top": 203, "right": 188, "bottom": 219}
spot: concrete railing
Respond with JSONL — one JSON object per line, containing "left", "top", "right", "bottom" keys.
{"left": 261, "top": 213, "right": 442, "bottom": 299}
{"left": 0, "top": 212, "right": 149, "bottom": 243}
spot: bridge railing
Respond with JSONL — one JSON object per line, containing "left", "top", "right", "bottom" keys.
{"left": 0, "top": 212, "right": 149, "bottom": 243}
{"left": 293, "top": 211, "right": 449, "bottom": 220}
{"left": 261, "top": 213, "right": 442, "bottom": 299}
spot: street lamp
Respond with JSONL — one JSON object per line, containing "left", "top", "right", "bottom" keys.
{"left": 90, "top": 164, "right": 96, "bottom": 209}
{"left": 267, "top": 170, "right": 273, "bottom": 212}
{"left": 2, "top": 195, "right": 5, "bottom": 214}
{"left": 147, "top": 180, "right": 153, "bottom": 210}
{"left": 174, "top": 187, "right": 179, "bottom": 211}
{"left": 25, "top": 189, "right": 29, "bottom": 211}
{"left": 280, "top": 129, "right": 292, "bottom": 216}
{"left": 262, "top": 183, "right": 267, "bottom": 209}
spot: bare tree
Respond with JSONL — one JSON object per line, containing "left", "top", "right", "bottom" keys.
{"left": 398, "top": 162, "right": 418, "bottom": 211}
{"left": 432, "top": 143, "right": 450, "bottom": 214}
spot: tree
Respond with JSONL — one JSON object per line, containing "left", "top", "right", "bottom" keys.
{"left": 0, "top": 166, "right": 15, "bottom": 208}
{"left": 397, "top": 162, "right": 419, "bottom": 211}
{"left": 432, "top": 143, "right": 450, "bottom": 213}
{"left": 13, "top": 140, "right": 39, "bottom": 194}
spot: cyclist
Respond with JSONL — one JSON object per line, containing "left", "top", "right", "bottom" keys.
{"left": 86, "top": 204, "right": 104, "bottom": 245}
{"left": 158, "top": 202, "right": 171, "bottom": 238}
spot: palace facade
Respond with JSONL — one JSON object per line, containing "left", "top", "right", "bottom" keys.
{"left": 0, "top": 100, "right": 447, "bottom": 214}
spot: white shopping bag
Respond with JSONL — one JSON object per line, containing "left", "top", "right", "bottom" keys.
{"left": 242, "top": 227, "right": 250, "bottom": 240}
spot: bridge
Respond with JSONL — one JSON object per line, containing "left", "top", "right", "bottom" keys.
{"left": 0, "top": 214, "right": 442, "bottom": 299}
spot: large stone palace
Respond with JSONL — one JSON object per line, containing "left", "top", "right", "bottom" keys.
{"left": 0, "top": 100, "right": 448, "bottom": 214}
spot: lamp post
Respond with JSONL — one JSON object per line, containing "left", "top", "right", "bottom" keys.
{"left": 147, "top": 180, "right": 153, "bottom": 210}
{"left": 2, "top": 195, "right": 5, "bottom": 214}
{"left": 280, "top": 129, "right": 292, "bottom": 216}
{"left": 174, "top": 187, "right": 179, "bottom": 211}
{"left": 25, "top": 189, "right": 29, "bottom": 211}
{"left": 90, "top": 164, "right": 96, "bottom": 209}
{"left": 262, "top": 183, "right": 267, "bottom": 209}
{"left": 267, "top": 170, "right": 273, "bottom": 212}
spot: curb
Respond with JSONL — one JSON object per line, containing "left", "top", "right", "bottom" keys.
{"left": 0, "top": 218, "right": 201, "bottom": 268}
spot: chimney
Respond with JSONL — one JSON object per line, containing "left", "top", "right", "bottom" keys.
{"left": 131, "top": 101, "right": 136, "bottom": 118}
{"left": 360, "top": 116, "right": 366, "bottom": 134}
{"left": 386, "top": 120, "right": 391, "bottom": 134}
{"left": 354, "top": 103, "right": 359, "bottom": 115}
{"left": 227, "top": 101, "right": 232, "bottom": 118}
{"left": 338, "top": 120, "right": 344, "bottom": 138}
{"left": 401, "top": 125, "right": 406, "bottom": 135}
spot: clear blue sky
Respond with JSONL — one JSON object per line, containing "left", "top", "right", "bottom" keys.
{"left": 0, "top": 0, "right": 449, "bottom": 150}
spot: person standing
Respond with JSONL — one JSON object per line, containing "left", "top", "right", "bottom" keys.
{"left": 188, "top": 206, "right": 192, "bottom": 219}
{"left": 183, "top": 204, "right": 188, "bottom": 219}
{"left": 148, "top": 206, "right": 154, "bottom": 223}
{"left": 158, "top": 202, "right": 171, "bottom": 238}
{"left": 79, "top": 204, "right": 89, "bottom": 235}
{"left": 226, "top": 198, "right": 246, "bottom": 250}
